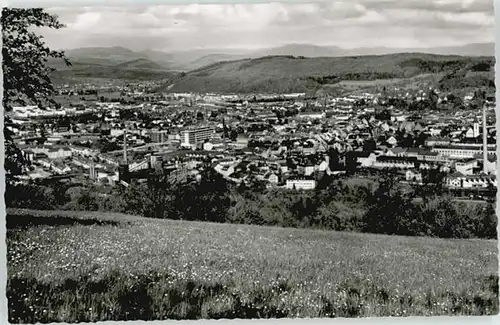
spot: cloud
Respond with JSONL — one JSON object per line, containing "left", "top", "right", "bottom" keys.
{"left": 361, "top": 0, "right": 493, "bottom": 14}
{"left": 378, "top": 8, "right": 493, "bottom": 30}
{"left": 41, "top": 0, "right": 494, "bottom": 51}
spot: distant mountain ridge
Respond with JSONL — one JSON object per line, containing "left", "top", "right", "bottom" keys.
{"left": 59, "top": 42, "right": 494, "bottom": 72}
{"left": 50, "top": 43, "right": 494, "bottom": 89}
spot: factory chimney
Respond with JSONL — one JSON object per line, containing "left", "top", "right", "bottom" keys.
{"left": 483, "top": 104, "right": 488, "bottom": 174}
{"left": 123, "top": 128, "right": 128, "bottom": 164}
{"left": 118, "top": 128, "right": 130, "bottom": 183}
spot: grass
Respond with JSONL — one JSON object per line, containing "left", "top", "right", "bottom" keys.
{"left": 6, "top": 209, "right": 499, "bottom": 322}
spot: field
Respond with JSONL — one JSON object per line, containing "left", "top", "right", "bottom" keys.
{"left": 6, "top": 208, "right": 499, "bottom": 322}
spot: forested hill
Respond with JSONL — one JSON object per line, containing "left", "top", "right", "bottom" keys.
{"left": 161, "top": 53, "right": 494, "bottom": 94}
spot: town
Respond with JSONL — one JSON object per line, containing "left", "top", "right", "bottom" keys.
{"left": 4, "top": 4, "right": 498, "bottom": 323}
{"left": 7, "top": 82, "right": 497, "bottom": 200}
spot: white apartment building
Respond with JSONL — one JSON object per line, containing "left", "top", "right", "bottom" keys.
{"left": 285, "top": 178, "right": 316, "bottom": 190}
{"left": 431, "top": 145, "right": 497, "bottom": 159}
{"left": 181, "top": 126, "right": 215, "bottom": 146}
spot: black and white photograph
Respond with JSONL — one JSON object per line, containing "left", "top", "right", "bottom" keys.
{"left": 2, "top": 0, "right": 498, "bottom": 322}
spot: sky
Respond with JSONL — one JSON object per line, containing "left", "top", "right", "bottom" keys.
{"left": 38, "top": 0, "right": 495, "bottom": 51}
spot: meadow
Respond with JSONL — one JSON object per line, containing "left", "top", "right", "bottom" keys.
{"left": 6, "top": 208, "right": 499, "bottom": 322}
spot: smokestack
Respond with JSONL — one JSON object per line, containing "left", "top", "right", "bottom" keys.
{"left": 483, "top": 104, "right": 488, "bottom": 174}
{"left": 123, "top": 128, "right": 128, "bottom": 164}
{"left": 90, "top": 161, "right": 95, "bottom": 180}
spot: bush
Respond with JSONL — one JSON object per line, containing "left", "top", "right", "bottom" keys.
{"left": 5, "top": 182, "right": 57, "bottom": 210}
{"left": 7, "top": 174, "right": 497, "bottom": 239}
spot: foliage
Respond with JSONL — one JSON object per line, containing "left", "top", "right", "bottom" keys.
{"left": 171, "top": 168, "right": 231, "bottom": 222}
{"left": 2, "top": 8, "right": 70, "bottom": 179}
{"left": 5, "top": 182, "right": 58, "bottom": 210}
{"left": 118, "top": 173, "right": 175, "bottom": 219}
{"left": 7, "top": 172, "right": 497, "bottom": 240}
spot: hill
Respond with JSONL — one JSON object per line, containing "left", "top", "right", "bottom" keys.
{"left": 253, "top": 43, "right": 346, "bottom": 58}
{"left": 162, "top": 53, "right": 495, "bottom": 94}
{"left": 60, "top": 46, "right": 248, "bottom": 72}
{"left": 186, "top": 53, "right": 251, "bottom": 70}
{"left": 62, "top": 46, "right": 146, "bottom": 66}
{"left": 114, "top": 58, "right": 168, "bottom": 70}
{"left": 49, "top": 59, "right": 178, "bottom": 85}
{"left": 6, "top": 208, "right": 498, "bottom": 322}
{"left": 255, "top": 42, "right": 495, "bottom": 58}
{"left": 341, "top": 42, "right": 495, "bottom": 57}
{"left": 58, "top": 42, "right": 494, "bottom": 74}
{"left": 136, "top": 49, "right": 175, "bottom": 68}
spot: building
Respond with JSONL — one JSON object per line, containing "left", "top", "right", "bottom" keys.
{"left": 373, "top": 156, "right": 416, "bottom": 169}
{"left": 70, "top": 146, "right": 98, "bottom": 157}
{"left": 47, "top": 147, "right": 72, "bottom": 159}
{"left": 51, "top": 161, "right": 71, "bottom": 175}
{"left": 414, "top": 150, "right": 444, "bottom": 162}
{"left": 473, "top": 122, "right": 480, "bottom": 138}
{"left": 454, "top": 159, "right": 478, "bottom": 176}
{"left": 181, "top": 126, "right": 215, "bottom": 146}
{"left": 149, "top": 128, "right": 169, "bottom": 143}
{"left": 445, "top": 173, "right": 496, "bottom": 189}
{"left": 268, "top": 173, "right": 279, "bottom": 185}
{"left": 431, "top": 145, "right": 497, "bottom": 159}
{"left": 285, "top": 178, "right": 316, "bottom": 190}
{"left": 357, "top": 152, "right": 377, "bottom": 167}
{"left": 297, "top": 112, "right": 326, "bottom": 120}
{"left": 386, "top": 147, "right": 407, "bottom": 157}
{"left": 425, "top": 137, "right": 451, "bottom": 147}
{"left": 406, "top": 170, "right": 422, "bottom": 183}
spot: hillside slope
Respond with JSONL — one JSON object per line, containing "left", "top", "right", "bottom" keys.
{"left": 49, "top": 47, "right": 177, "bottom": 84}
{"left": 114, "top": 58, "right": 168, "bottom": 70}
{"left": 163, "top": 53, "right": 495, "bottom": 94}
{"left": 6, "top": 208, "right": 499, "bottom": 322}
{"left": 62, "top": 46, "right": 147, "bottom": 66}
{"left": 49, "top": 59, "right": 178, "bottom": 84}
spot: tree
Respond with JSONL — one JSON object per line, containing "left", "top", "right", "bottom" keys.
{"left": 362, "top": 138, "right": 377, "bottom": 152}
{"left": 417, "top": 168, "right": 446, "bottom": 200}
{"left": 172, "top": 168, "right": 231, "bottom": 222}
{"left": 428, "top": 89, "right": 438, "bottom": 110}
{"left": 5, "top": 181, "right": 56, "bottom": 209}
{"left": 327, "top": 147, "right": 340, "bottom": 170}
{"left": 375, "top": 108, "right": 390, "bottom": 121}
{"left": 122, "top": 172, "right": 175, "bottom": 219}
{"left": 363, "top": 178, "right": 415, "bottom": 235}
{"left": 230, "top": 129, "right": 238, "bottom": 141}
{"left": 414, "top": 132, "right": 429, "bottom": 147}
{"left": 400, "top": 133, "right": 414, "bottom": 148}
{"left": 75, "top": 189, "right": 99, "bottom": 211}
{"left": 38, "top": 124, "right": 47, "bottom": 145}
{"left": 2, "top": 8, "right": 71, "bottom": 180}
